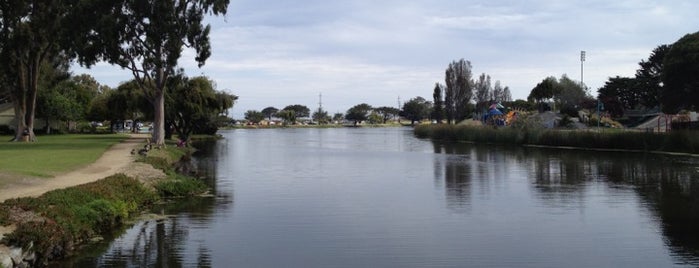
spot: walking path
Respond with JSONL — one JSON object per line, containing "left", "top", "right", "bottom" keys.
{"left": 0, "top": 134, "right": 149, "bottom": 203}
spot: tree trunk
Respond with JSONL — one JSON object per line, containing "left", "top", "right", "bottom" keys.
{"left": 152, "top": 90, "right": 165, "bottom": 145}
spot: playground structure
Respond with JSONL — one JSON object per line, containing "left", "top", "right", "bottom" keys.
{"left": 482, "top": 102, "right": 518, "bottom": 126}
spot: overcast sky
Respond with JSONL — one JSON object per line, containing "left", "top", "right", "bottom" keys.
{"left": 73, "top": 0, "right": 699, "bottom": 118}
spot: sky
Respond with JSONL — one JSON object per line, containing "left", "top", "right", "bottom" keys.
{"left": 72, "top": 0, "right": 699, "bottom": 119}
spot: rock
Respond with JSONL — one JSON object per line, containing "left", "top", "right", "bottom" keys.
{"left": 1, "top": 254, "right": 12, "bottom": 268}
{"left": 9, "top": 246, "right": 23, "bottom": 265}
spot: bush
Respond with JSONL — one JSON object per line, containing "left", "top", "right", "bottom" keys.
{"left": 154, "top": 174, "right": 208, "bottom": 197}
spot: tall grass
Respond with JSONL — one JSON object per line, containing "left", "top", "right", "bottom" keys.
{"left": 415, "top": 124, "right": 699, "bottom": 154}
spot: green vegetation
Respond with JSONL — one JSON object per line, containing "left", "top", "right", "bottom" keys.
{"left": 0, "top": 134, "right": 127, "bottom": 178}
{"left": 415, "top": 124, "right": 699, "bottom": 154}
{"left": 0, "top": 136, "right": 211, "bottom": 265}
{"left": 1, "top": 174, "right": 157, "bottom": 263}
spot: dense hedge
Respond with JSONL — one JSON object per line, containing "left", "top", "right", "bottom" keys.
{"left": 414, "top": 124, "right": 699, "bottom": 154}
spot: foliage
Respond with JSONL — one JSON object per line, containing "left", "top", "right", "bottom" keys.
{"left": 401, "top": 97, "right": 432, "bottom": 125}
{"left": 444, "top": 59, "right": 474, "bottom": 124}
{"left": 473, "top": 73, "right": 492, "bottom": 110}
{"left": 276, "top": 110, "right": 296, "bottom": 125}
{"left": 332, "top": 113, "right": 344, "bottom": 123}
{"left": 432, "top": 83, "right": 444, "bottom": 123}
{"left": 661, "top": 32, "right": 699, "bottom": 113}
{"left": 261, "top": 106, "right": 279, "bottom": 120}
{"left": 635, "top": 44, "right": 669, "bottom": 108}
{"left": 345, "top": 103, "right": 373, "bottom": 125}
{"left": 154, "top": 174, "right": 208, "bottom": 197}
{"left": 528, "top": 76, "right": 560, "bottom": 104}
{"left": 71, "top": 0, "right": 230, "bottom": 145}
{"left": 245, "top": 110, "right": 265, "bottom": 124}
{"left": 415, "top": 124, "right": 698, "bottom": 154}
{"left": 312, "top": 108, "right": 331, "bottom": 124}
{"left": 0, "top": 0, "right": 76, "bottom": 141}
{"left": 374, "top": 106, "right": 400, "bottom": 124}
{"left": 597, "top": 76, "right": 640, "bottom": 117}
{"left": 555, "top": 74, "right": 592, "bottom": 116}
{"left": 1, "top": 174, "right": 158, "bottom": 264}
{"left": 166, "top": 75, "right": 237, "bottom": 140}
{"left": 492, "top": 81, "right": 512, "bottom": 102}
{"left": 282, "top": 104, "right": 311, "bottom": 118}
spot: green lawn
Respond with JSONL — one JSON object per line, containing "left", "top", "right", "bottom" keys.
{"left": 0, "top": 134, "right": 128, "bottom": 179}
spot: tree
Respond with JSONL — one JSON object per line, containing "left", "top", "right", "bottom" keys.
{"left": 444, "top": 59, "right": 474, "bottom": 124}
{"left": 245, "top": 110, "right": 265, "bottom": 124}
{"left": 72, "top": 0, "right": 229, "bottom": 145}
{"left": 166, "top": 75, "right": 236, "bottom": 141}
{"left": 0, "top": 1, "right": 76, "bottom": 141}
{"left": 492, "top": 81, "right": 512, "bottom": 102}
{"left": 401, "top": 97, "right": 432, "bottom": 125}
{"left": 597, "top": 76, "right": 641, "bottom": 116}
{"left": 276, "top": 110, "right": 296, "bottom": 125}
{"left": 345, "top": 103, "right": 372, "bottom": 125}
{"left": 473, "top": 73, "right": 492, "bottom": 110}
{"left": 332, "top": 112, "right": 344, "bottom": 123}
{"left": 528, "top": 76, "right": 560, "bottom": 104}
{"left": 556, "top": 74, "right": 591, "bottom": 116}
{"left": 374, "top": 106, "right": 400, "bottom": 124}
{"left": 312, "top": 109, "right": 330, "bottom": 124}
{"left": 282, "top": 104, "right": 310, "bottom": 118}
{"left": 261, "top": 106, "right": 279, "bottom": 121}
{"left": 431, "top": 83, "right": 444, "bottom": 123}
{"left": 636, "top": 44, "right": 670, "bottom": 108}
{"left": 662, "top": 32, "right": 699, "bottom": 113}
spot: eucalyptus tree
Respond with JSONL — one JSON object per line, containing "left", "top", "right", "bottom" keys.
{"left": 71, "top": 0, "right": 230, "bottom": 145}
{"left": 282, "top": 104, "right": 311, "bottom": 118}
{"left": 0, "top": 1, "right": 77, "bottom": 141}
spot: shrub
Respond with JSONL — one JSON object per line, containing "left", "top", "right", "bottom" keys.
{"left": 154, "top": 174, "right": 208, "bottom": 197}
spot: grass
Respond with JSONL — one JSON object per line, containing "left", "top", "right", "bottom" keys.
{"left": 0, "top": 135, "right": 210, "bottom": 265}
{"left": 0, "top": 134, "right": 127, "bottom": 178}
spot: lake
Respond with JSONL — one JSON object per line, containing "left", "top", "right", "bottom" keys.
{"left": 62, "top": 127, "right": 699, "bottom": 267}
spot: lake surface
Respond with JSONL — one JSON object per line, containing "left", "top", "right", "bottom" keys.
{"left": 63, "top": 127, "right": 699, "bottom": 267}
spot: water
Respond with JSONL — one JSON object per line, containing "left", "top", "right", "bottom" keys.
{"left": 62, "top": 127, "right": 699, "bottom": 267}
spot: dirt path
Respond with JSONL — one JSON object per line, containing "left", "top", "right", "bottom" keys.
{"left": 0, "top": 134, "right": 151, "bottom": 203}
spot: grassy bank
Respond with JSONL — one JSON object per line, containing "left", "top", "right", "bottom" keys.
{"left": 0, "top": 140, "right": 208, "bottom": 266}
{"left": 414, "top": 124, "right": 699, "bottom": 154}
{"left": 0, "top": 134, "right": 127, "bottom": 179}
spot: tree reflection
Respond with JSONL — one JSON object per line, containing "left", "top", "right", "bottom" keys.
{"left": 433, "top": 142, "right": 472, "bottom": 211}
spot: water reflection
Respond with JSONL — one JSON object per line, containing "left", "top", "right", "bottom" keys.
{"left": 433, "top": 141, "right": 699, "bottom": 264}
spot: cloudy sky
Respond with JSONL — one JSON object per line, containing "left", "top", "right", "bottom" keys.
{"left": 73, "top": 0, "right": 699, "bottom": 118}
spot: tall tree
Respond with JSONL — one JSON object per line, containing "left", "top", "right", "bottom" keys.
{"left": 636, "top": 44, "right": 670, "bottom": 108}
{"left": 473, "top": 73, "right": 492, "bottom": 110}
{"left": 444, "top": 59, "right": 474, "bottom": 124}
{"left": 0, "top": 1, "right": 75, "bottom": 141}
{"left": 72, "top": 0, "right": 229, "bottom": 145}
{"left": 261, "top": 106, "right": 279, "bottom": 121}
{"left": 556, "top": 74, "right": 591, "bottom": 116}
{"left": 661, "top": 32, "right": 699, "bottom": 113}
{"left": 431, "top": 83, "right": 444, "bottom": 123}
